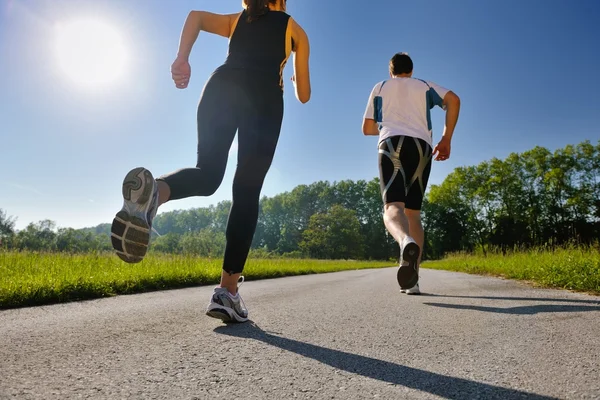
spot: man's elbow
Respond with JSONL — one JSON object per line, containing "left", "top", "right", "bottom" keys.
{"left": 446, "top": 92, "right": 461, "bottom": 107}
{"left": 295, "top": 85, "right": 311, "bottom": 104}
{"left": 452, "top": 94, "right": 461, "bottom": 107}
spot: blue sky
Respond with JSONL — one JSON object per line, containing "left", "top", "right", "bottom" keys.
{"left": 1, "top": 0, "right": 599, "bottom": 230}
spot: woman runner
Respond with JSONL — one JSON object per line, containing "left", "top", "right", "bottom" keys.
{"left": 110, "top": 0, "right": 311, "bottom": 323}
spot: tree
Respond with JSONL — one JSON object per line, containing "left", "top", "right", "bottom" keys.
{"left": 425, "top": 170, "right": 478, "bottom": 255}
{"left": 0, "top": 209, "right": 16, "bottom": 238}
{"left": 14, "top": 220, "right": 57, "bottom": 251}
{"left": 300, "top": 205, "right": 365, "bottom": 260}
{"left": 180, "top": 229, "right": 226, "bottom": 257}
{"left": 151, "top": 233, "right": 183, "bottom": 254}
{"left": 359, "top": 178, "right": 396, "bottom": 260}
{"left": 254, "top": 194, "right": 287, "bottom": 251}
{"left": 5, "top": 139, "right": 596, "bottom": 258}
{"left": 423, "top": 140, "right": 599, "bottom": 253}
{"left": 422, "top": 195, "right": 470, "bottom": 259}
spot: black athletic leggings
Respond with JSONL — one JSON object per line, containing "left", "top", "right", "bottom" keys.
{"left": 158, "top": 68, "right": 284, "bottom": 274}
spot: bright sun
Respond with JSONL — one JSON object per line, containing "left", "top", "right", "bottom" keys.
{"left": 55, "top": 19, "right": 127, "bottom": 87}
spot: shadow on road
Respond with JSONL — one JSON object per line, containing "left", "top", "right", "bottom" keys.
{"left": 423, "top": 302, "right": 600, "bottom": 315}
{"left": 420, "top": 294, "right": 600, "bottom": 305}
{"left": 215, "top": 323, "right": 557, "bottom": 400}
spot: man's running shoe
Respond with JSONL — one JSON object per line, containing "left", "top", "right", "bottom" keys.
{"left": 397, "top": 236, "right": 420, "bottom": 290}
{"left": 110, "top": 167, "right": 159, "bottom": 263}
{"left": 206, "top": 277, "right": 249, "bottom": 323}
{"left": 401, "top": 282, "right": 421, "bottom": 295}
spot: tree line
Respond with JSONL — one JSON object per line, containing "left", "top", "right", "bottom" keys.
{"left": 1, "top": 140, "right": 598, "bottom": 260}
{"left": 424, "top": 140, "right": 599, "bottom": 257}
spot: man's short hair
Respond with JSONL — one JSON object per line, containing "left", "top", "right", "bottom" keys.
{"left": 389, "top": 53, "right": 413, "bottom": 76}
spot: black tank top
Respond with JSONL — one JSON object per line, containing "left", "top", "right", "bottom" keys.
{"left": 219, "top": 9, "right": 291, "bottom": 90}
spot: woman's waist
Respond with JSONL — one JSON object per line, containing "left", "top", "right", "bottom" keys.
{"left": 213, "top": 64, "right": 284, "bottom": 90}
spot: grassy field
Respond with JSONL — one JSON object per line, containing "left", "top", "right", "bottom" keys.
{"left": 3, "top": 246, "right": 599, "bottom": 309}
{"left": 423, "top": 246, "right": 600, "bottom": 295}
{"left": 0, "top": 251, "right": 392, "bottom": 309}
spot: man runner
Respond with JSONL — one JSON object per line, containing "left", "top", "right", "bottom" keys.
{"left": 362, "top": 52, "right": 460, "bottom": 295}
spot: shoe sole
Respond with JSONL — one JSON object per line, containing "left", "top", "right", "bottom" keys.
{"left": 405, "top": 286, "right": 421, "bottom": 295}
{"left": 110, "top": 167, "right": 155, "bottom": 264}
{"left": 400, "top": 285, "right": 421, "bottom": 295}
{"left": 206, "top": 304, "right": 249, "bottom": 323}
{"left": 206, "top": 309, "right": 234, "bottom": 323}
{"left": 397, "top": 242, "right": 420, "bottom": 290}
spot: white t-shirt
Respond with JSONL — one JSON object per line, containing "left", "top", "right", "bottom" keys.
{"left": 363, "top": 77, "right": 450, "bottom": 147}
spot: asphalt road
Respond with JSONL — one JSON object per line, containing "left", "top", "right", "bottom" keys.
{"left": 1, "top": 268, "right": 599, "bottom": 399}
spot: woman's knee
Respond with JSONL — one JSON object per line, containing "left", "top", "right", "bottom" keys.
{"left": 201, "top": 181, "right": 221, "bottom": 196}
{"left": 232, "top": 180, "right": 262, "bottom": 204}
{"left": 185, "top": 168, "right": 224, "bottom": 197}
{"left": 234, "top": 158, "right": 272, "bottom": 190}
{"left": 193, "top": 158, "right": 228, "bottom": 193}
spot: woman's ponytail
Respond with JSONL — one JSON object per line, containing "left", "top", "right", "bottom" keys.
{"left": 245, "top": 0, "right": 270, "bottom": 21}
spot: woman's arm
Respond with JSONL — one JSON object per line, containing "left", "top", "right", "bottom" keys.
{"left": 290, "top": 19, "right": 311, "bottom": 104}
{"left": 176, "top": 11, "right": 240, "bottom": 60}
{"left": 171, "top": 11, "right": 240, "bottom": 89}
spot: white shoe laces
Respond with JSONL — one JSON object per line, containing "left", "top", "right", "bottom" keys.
{"left": 236, "top": 276, "right": 247, "bottom": 312}
{"left": 149, "top": 183, "right": 161, "bottom": 237}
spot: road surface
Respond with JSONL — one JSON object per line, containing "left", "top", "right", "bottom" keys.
{"left": 1, "top": 268, "right": 599, "bottom": 399}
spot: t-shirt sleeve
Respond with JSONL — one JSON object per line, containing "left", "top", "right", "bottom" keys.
{"left": 363, "top": 82, "right": 382, "bottom": 120}
{"left": 426, "top": 81, "right": 450, "bottom": 109}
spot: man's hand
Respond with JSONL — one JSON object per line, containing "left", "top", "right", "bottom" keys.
{"left": 433, "top": 136, "right": 451, "bottom": 161}
{"left": 171, "top": 57, "right": 191, "bottom": 89}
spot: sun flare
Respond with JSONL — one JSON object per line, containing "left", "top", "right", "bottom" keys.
{"left": 55, "top": 19, "right": 127, "bottom": 87}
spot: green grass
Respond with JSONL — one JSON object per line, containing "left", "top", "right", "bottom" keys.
{"left": 423, "top": 246, "right": 600, "bottom": 295}
{"left": 0, "top": 251, "right": 392, "bottom": 309}
{"left": 4, "top": 247, "right": 599, "bottom": 309}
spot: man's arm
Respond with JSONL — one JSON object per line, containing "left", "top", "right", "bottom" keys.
{"left": 441, "top": 91, "right": 460, "bottom": 142}
{"left": 362, "top": 118, "right": 379, "bottom": 136}
{"left": 433, "top": 91, "right": 461, "bottom": 161}
{"left": 362, "top": 83, "right": 382, "bottom": 136}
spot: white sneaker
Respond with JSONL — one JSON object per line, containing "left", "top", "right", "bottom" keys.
{"left": 206, "top": 277, "right": 249, "bottom": 323}
{"left": 397, "top": 237, "right": 420, "bottom": 290}
{"left": 111, "top": 167, "right": 159, "bottom": 263}
{"left": 401, "top": 283, "right": 421, "bottom": 295}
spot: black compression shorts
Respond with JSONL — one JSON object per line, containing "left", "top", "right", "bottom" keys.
{"left": 378, "top": 135, "right": 432, "bottom": 210}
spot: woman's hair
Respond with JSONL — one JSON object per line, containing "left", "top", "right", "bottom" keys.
{"left": 244, "top": 0, "right": 281, "bottom": 21}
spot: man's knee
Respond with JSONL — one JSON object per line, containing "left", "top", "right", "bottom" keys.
{"left": 384, "top": 201, "right": 406, "bottom": 214}
{"left": 404, "top": 208, "right": 422, "bottom": 226}
{"left": 404, "top": 208, "right": 421, "bottom": 219}
{"left": 383, "top": 202, "right": 406, "bottom": 223}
